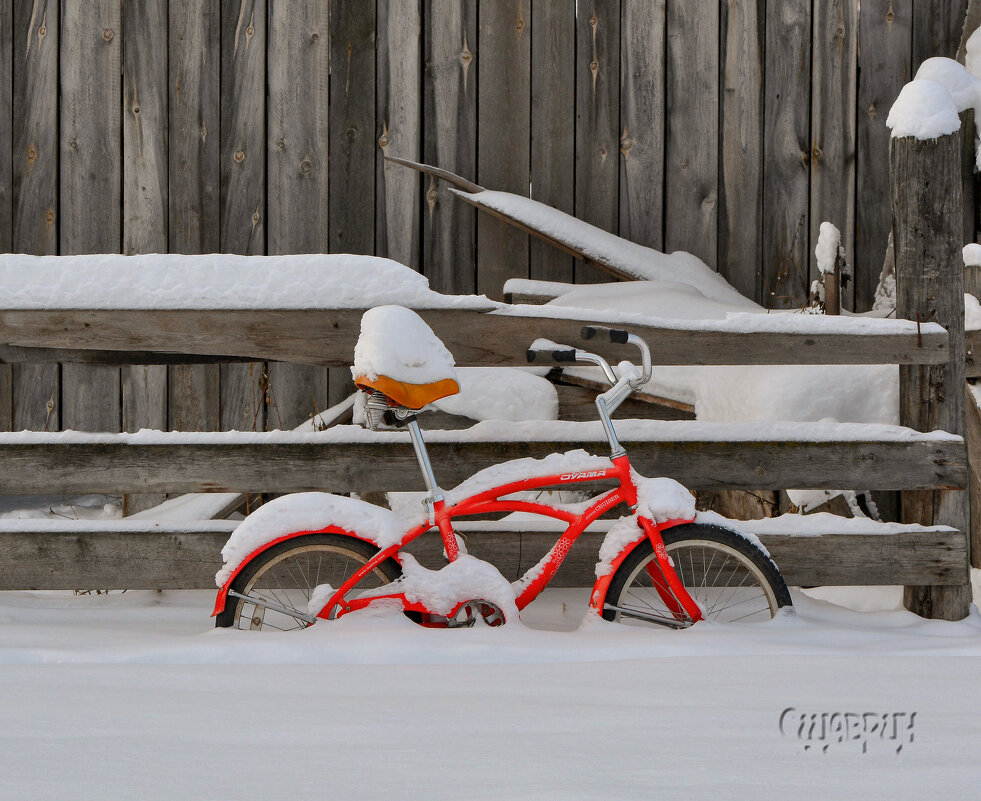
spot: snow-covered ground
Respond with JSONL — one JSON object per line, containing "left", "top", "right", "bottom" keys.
{"left": 1, "top": 586, "right": 979, "bottom": 800}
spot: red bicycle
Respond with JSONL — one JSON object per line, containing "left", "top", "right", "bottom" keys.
{"left": 213, "top": 307, "right": 791, "bottom": 631}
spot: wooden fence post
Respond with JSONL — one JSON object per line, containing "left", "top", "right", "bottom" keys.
{"left": 890, "top": 111, "right": 973, "bottom": 620}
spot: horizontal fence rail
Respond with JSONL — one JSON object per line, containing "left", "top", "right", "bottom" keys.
{"left": 0, "top": 427, "right": 965, "bottom": 494}
{"left": 0, "top": 308, "right": 951, "bottom": 367}
{"left": 0, "top": 523, "right": 967, "bottom": 591}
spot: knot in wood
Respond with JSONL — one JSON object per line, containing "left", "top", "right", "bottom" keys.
{"left": 233, "top": 149, "right": 246, "bottom": 163}
{"left": 590, "top": 60, "right": 598, "bottom": 73}
{"left": 835, "top": 23, "right": 845, "bottom": 39}
{"left": 45, "top": 208, "right": 54, "bottom": 225}
{"left": 589, "top": 15, "right": 597, "bottom": 27}
{"left": 426, "top": 187, "right": 438, "bottom": 203}
{"left": 133, "top": 104, "right": 140, "bottom": 115}
{"left": 811, "top": 143, "right": 823, "bottom": 161}
{"left": 251, "top": 210, "right": 260, "bottom": 225}
{"left": 867, "top": 102, "right": 877, "bottom": 120}
{"left": 246, "top": 25, "right": 255, "bottom": 37}
{"left": 885, "top": 7, "right": 895, "bottom": 23}
{"left": 299, "top": 158, "right": 313, "bottom": 174}
{"left": 620, "top": 137, "right": 633, "bottom": 153}
{"left": 310, "top": 31, "right": 320, "bottom": 41}
{"left": 599, "top": 147, "right": 607, "bottom": 157}
{"left": 754, "top": 465, "right": 766, "bottom": 476}
{"left": 460, "top": 48, "right": 472, "bottom": 64}
{"left": 346, "top": 126, "right": 358, "bottom": 142}
{"left": 515, "top": 17, "right": 525, "bottom": 33}
{"left": 26, "top": 146, "right": 37, "bottom": 165}
{"left": 102, "top": 28, "right": 113, "bottom": 41}
{"left": 38, "top": 25, "right": 46, "bottom": 37}
{"left": 378, "top": 134, "right": 389, "bottom": 148}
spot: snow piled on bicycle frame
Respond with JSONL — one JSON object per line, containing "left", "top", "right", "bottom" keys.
{"left": 352, "top": 305, "right": 458, "bottom": 385}
{"left": 594, "top": 475, "right": 698, "bottom": 578}
{"left": 397, "top": 553, "right": 519, "bottom": 620}
{"left": 442, "top": 450, "right": 614, "bottom": 506}
{"left": 0, "top": 253, "right": 495, "bottom": 310}
{"left": 215, "top": 493, "right": 409, "bottom": 587}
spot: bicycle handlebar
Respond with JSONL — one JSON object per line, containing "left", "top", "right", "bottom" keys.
{"left": 580, "top": 325, "right": 629, "bottom": 345}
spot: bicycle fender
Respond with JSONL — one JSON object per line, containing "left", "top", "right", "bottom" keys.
{"left": 211, "top": 527, "right": 394, "bottom": 617}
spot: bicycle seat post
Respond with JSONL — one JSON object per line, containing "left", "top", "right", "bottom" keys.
{"left": 406, "top": 416, "right": 444, "bottom": 517}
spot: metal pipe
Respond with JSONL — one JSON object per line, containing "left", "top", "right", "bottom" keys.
{"left": 407, "top": 418, "right": 443, "bottom": 501}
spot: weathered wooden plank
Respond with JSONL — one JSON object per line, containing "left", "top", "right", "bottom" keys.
{"left": 269, "top": 0, "right": 328, "bottom": 254}
{"left": 967, "top": 329, "right": 981, "bottom": 377}
{"left": 0, "top": 0, "right": 10, "bottom": 252}
{"left": 912, "top": 0, "right": 968, "bottom": 66}
{"left": 529, "top": 0, "right": 574, "bottom": 282}
{"left": 0, "top": 436, "right": 963, "bottom": 494}
{"left": 476, "top": 0, "right": 530, "bottom": 296}
{"left": 169, "top": 363, "right": 219, "bottom": 431}
{"left": 12, "top": 0, "right": 58, "bottom": 431}
{"left": 220, "top": 361, "right": 265, "bottom": 432}
{"left": 0, "top": 527, "right": 967, "bottom": 590}
{"left": 328, "top": 0, "right": 373, "bottom": 254}
{"left": 60, "top": 0, "right": 122, "bottom": 433}
{"left": 762, "top": 0, "right": 811, "bottom": 308}
{"left": 0, "top": 307, "right": 951, "bottom": 366}
{"left": 169, "top": 0, "right": 220, "bottom": 253}
{"left": 810, "top": 0, "right": 857, "bottom": 310}
{"left": 892, "top": 121, "right": 972, "bottom": 618}
{"left": 12, "top": 0, "right": 57, "bottom": 254}
{"left": 220, "top": 0, "right": 265, "bottom": 253}
{"left": 376, "top": 0, "right": 422, "bottom": 269}
{"left": 719, "top": 0, "right": 763, "bottom": 301}
{"left": 121, "top": 364, "right": 167, "bottom": 513}
{"left": 122, "top": 0, "right": 169, "bottom": 513}
{"left": 266, "top": 0, "right": 331, "bottom": 434}
{"left": 618, "top": 0, "right": 664, "bottom": 255}
{"left": 424, "top": 0, "right": 477, "bottom": 293}
{"left": 575, "top": 0, "right": 619, "bottom": 284}
{"left": 965, "top": 384, "right": 981, "bottom": 568}
{"left": 123, "top": 0, "right": 167, "bottom": 253}
{"left": 856, "top": 1, "right": 911, "bottom": 311}
{"left": 664, "top": 0, "right": 717, "bottom": 270}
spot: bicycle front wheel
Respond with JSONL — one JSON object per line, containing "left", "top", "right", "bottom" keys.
{"left": 215, "top": 533, "right": 401, "bottom": 631}
{"left": 603, "top": 523, "right": 791, "bottom": 625}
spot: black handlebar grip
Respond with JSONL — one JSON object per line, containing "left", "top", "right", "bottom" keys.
{"left": 527, "top": 348, "right": 578, "bottom": 364}
{"left": 580, "top": 326, "right": 597, "bottom": 340}
{"left": 608, "top": 328, "right": 629, "bottom": 344}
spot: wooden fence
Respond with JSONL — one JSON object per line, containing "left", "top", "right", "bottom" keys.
{"left": 0, "top": 0, "right": 972, "bottom": 443}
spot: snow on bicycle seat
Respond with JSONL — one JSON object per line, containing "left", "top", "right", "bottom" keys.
{"left": 352, "top": 305, "right": 460, "bottom": 409}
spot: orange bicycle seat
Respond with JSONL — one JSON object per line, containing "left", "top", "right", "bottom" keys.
{"left": 354, "top": 373, "right": 459, "bottom": 410}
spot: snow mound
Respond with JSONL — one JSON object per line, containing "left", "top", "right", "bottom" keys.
{"left": 352, "top": 305, "right": 458, "bottom": 385}
{"left": 397, "top": 553, "right": 519, "bottom": 620}
{"left": 814, "top": 222, "right": 842, "bottom": 275}
{"left": 216, "top": 493, "right": 410, "bottom": 587}
{"left": 434, "top": 367, "right": 557, "bottom": 422}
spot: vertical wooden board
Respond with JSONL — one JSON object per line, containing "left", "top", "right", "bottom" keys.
{"left": 0, "top": 0, "right": 10, "bottom": 251}
{"left": 477, "top": 0, "right": 530, "bottom": 296}
{"left": 12, "top": 0, "right": 58, "bottom": 431}
{"left": 810, "top": 0, "right": 857, "bottom": 310}
{"left": 121, "top": 364, "right": 166, "bottom": 512}
{"left": 60, "top": 0, "right": 121, "bottom": 432}
{"left": 913, "top": 0, "right": 968, "bottom": 66}
{"left": 529, "top": 0, "right": 574, "bottom": 283}
{"left": 719, "top": 0, "right": 764, "bottom": 302}
{"left": 328, "top": 0, "right": 373, "bottom": 254}
{"left": 619, "top": 0, "right": 664, "bottom": 255}
{"left": 762, "top": 0, "right": 811, "bottom": 308}
{"left": 856, "top": 1, "right": 912, "bottom": 311}
{"left": 221, "top": 0, "right": 266, "bottom": 433}
{"left": 121, "top": 0, "right": 168, "bottom": 509}
{"left": 220, "top": 362, "right": 265, "bottom": 431}
{"left": 269, "top": 0, "right": 328, "bottom": 254}
{"left": 221, "top": 0, "right": 265, "bottom": 254}
{"left": 0, "top": 0, "right": 12, "bottom": 429}
{"left": 12, "top": 0, "right": 57, "bottom": 254}
{"left": 264, "top": 363, "right": 330, "bottom": 430}
{"left": 575, "top": 0, "right": 619, "bottom": 284}
{"left": 424, "top": 0, "right": 477, "bottom": 293}
{"left": 169, "top": 364, "right": 219, "bottom": 431}
{"left": 377, "top": 0, "right": 422, "bottom": 270}
{"left": 123, "top": 0, "right": 167, "bottom": 253}
{"left": 664, "top": 0, "right": 718, "bottom": 271}
{"left": 169, "top": 0, "right": 220, "bottom": 253}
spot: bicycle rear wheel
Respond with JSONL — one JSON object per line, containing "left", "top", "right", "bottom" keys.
{"left": 603, "top": 523, "right": 791, "bottom": 626}
{"left": 215, "top": 533, "right": 401, "bottom": 631}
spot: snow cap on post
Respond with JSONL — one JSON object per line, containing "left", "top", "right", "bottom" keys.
{"left": 887, "top": 79, "right": 961, "bottom": 140}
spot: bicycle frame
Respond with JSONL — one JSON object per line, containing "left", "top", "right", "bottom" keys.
{"left": 308, "top": 451, "right": 703, "bottom": 624}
